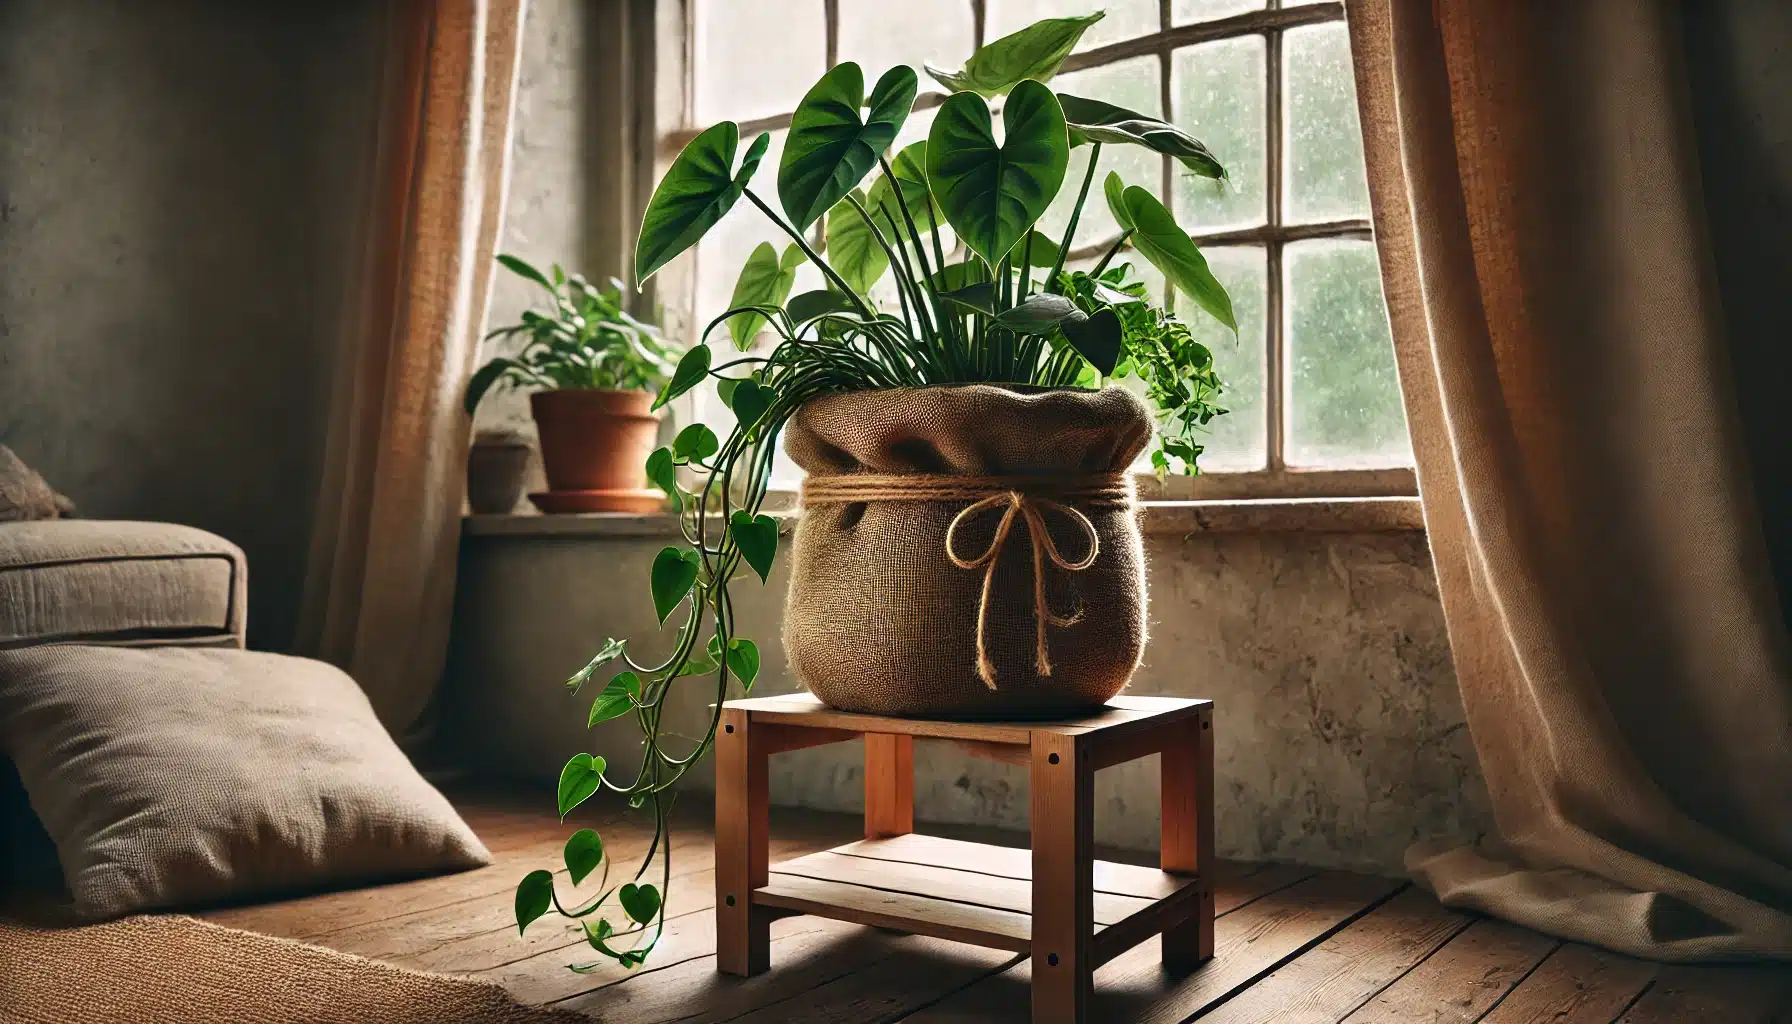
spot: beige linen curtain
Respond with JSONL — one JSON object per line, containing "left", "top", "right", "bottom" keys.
{"left": 299, "top": 0, "right": 525, "bottom": 737}
{"left": 1346, "top": 0, "right": 1792, "bottom": 961}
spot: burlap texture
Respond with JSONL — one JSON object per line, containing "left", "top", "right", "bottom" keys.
{"left": 784, "top": 385, "right": 1152, "bottom": 717}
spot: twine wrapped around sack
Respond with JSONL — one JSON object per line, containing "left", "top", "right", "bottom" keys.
{"left": 801, "top": 473, "right": 1132, "bottom": 689}
{"left": 783, "top": 385, "right": 1151, "bottom": 718}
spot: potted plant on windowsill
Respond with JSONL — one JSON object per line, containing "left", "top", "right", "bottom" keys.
{"left": 465, "top": 257, "right": 683, "bottom": 514}
{"left": 512, "top": 11, "right": 1233, "bottom": 967}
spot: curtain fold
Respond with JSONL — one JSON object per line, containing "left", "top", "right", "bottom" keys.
{"left": 298, "top": 0, "right": 525, "bottom": 739}
{"left": 1347, "top": 0, "right": 1792, "bottom": 962}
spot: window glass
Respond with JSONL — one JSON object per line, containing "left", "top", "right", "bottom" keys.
{"left": 694, "top": 1, "right": 827, "bottom": 124}
{"left": 1284, "top": 22, "right": 1370, "bottom": 223}
{"left": 1284, "top": 240, "right": 1409, "bottom": 467}
{"left": 1173, "top": 0, "right": 1266, "bottom": 23}
{"left": 1175, "top": 246, "right": 1267, "bottom": 472}
{"left": 837, "top": 1, "right": 975, "bottom": 83}
{"left": 985, "top": 0, "right": 1158, "bottom": 50}
{"left": 1172, "top": 36, "right": 1267, "bottom": 233}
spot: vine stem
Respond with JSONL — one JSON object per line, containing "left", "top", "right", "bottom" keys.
{"left": 1091, "top": 229, "right": 1135, "bottom": 279}
{"left": 742, "top": 189, "right": 873, "bottom": 318}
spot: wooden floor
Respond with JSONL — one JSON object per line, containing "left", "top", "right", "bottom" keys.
{"left": 198, "top": 790, "right": 1791, "bottom": 1023}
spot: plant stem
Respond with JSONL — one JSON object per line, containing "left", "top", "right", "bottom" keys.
{"left": 1091, "top": 229, "right": 1134, "bottom": 278}
{"left": 742, "top": 189, "right": 873, "bottom": 317}
{"left": 1048, "top": 142, "right": 1101, "bottom": 292}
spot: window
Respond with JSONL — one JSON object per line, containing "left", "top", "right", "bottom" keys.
{"left": 654, "top": 1, "right": 1413, "bottom": 500}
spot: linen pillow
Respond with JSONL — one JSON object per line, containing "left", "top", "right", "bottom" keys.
{"left": 0, "top": 645, "right": 491, "bottom": 919}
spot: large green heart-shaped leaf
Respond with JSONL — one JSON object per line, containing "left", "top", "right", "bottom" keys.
{"left": 649, "top": 546, "right": 700, "bottom": 623}
{"left": 515, "top": 869, "right": 554, "bottom": 935}
{"left": 1121, "top": 185, "right": 1236, "bottom": 331}
{"left": 729, "top": 510, "right": 778, "bottom": 583}
{"left": 927, "top": 80, "right": 1070, "bottom": 267}
{"left": 725, "top": 243, "right": 802, "bottom": 351}
{"left": 867, "top": 142, "right": 946, "bottom": 234}
{"left": 557, "top": 753, "right": 607, "bottom": 819}
{"left": 1057, "top": 94, "right": 1225, "bottom": 179}
{"left": 618, "top": 882, "right": 661, "bottom": 925}
{"left": 728, "top": 379, "right": 773, "bottom": 432}
{"left": 824, "top": 189, "right": 889, "bottom": 295}
{"left": 636, "top": 123, "right": 770, "bottom": 286}
{"left": 779, "top": 63, "right": 918, "bottom": 230}
{"left": 672, "top": 423, "right": 719, "bottom": 463}
{"left": 563, "top": 829, "right": 604, "bottom": 886}
{"left": 925, "top": 13, "right": 1103, "bottom": 97}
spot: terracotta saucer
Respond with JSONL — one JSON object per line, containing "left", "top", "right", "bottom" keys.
{"left": 528, "top": 489, "right": 667, "bottom": 514}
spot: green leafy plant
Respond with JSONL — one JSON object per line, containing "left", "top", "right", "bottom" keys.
{"left": 513, "top": 10, "right": 1235, "bottom": 969}
{"left": 464, "top": 255, "right": 680, "bottom": 414}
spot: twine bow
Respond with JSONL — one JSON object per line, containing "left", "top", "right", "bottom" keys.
{"left": 945, "top": 491, "right": 1100, "bottom": 689}
{"left": 799, "top": 473, "right": 1132, "bottom": 690}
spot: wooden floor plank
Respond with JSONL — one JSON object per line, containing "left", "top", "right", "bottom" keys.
{"left": 1340, "top": 917, "right": 1559, "bottom": 1024}
{"left": 896, "top": 868, "right": 1389, "bottom": 1023}
{"left": 1477, "top": 943, "right": 1657, "bottom": 1024}
{"left": 1616, "top": 963, "right": 1792, "bottom": 1024}
{"left": 1194, "top": 887, "right": 1472, "bottom": 1024}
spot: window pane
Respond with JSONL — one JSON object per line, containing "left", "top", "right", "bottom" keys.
{"left": 1172, "top": 36, "right": 1266, "bottom": 233}
{"left": 1284, "top": 22, "right": 1370, "bottom": 223}
{"left": 694, "top": 1, "right": 826, "bottom": 124}
{"left": 1036, "top": 57, "right": 1162, "bottom": 251}
{"left": 838, "top": 1, "right": 974, "bottom": 82}
{"left": 1177, "top": 246, "right": 1266, "bottom": 472}
{"left": 986, "top": 0, "right": 1157, "bottom": 50}
{"left": 1172, "top": 0, "right": 1266, "bottom": 23}
{"left": 1284, "top": 240, "right": 1410, "bottom": 467}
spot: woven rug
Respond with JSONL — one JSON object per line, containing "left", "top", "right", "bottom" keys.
{"left": 0, "top": 911, "right": 588, "bottom": 1023}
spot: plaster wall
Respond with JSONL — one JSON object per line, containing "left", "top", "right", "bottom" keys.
{"left": 0, "top": 0, "right": 383, "bottom": 650}
{"left": 441, "top": 524, "right": 1493, "bottom": 873}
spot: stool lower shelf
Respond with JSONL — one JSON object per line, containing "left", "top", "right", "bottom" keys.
{"left": 753, "top": 834, "right": 1207, "bottom": 968}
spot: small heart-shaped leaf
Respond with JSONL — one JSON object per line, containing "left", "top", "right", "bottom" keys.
{"left": 725, "top": 638, "right": 761, "bottom": 691}
{"left": 650, "top": 546, "right": 701, "bottom": 623}
{"left": 786, "top": 289, "right": 854, "bottom": 325}
{"left": 557, "top": 753, "right": 607, "bottom": 819}
{"left": 724, "top": 242, "right": 800, "bottom": 350}
{"left": 653, "top": 344, "right": 711, "bottom": 411}
{"left": 515, "top": 869, "right": 554, "bottom": 935}
{"left": 729, "top": 510, "right": 778, "bottom": 583}
{"left": 672, "top": 423, "right": 719, "bottom": 463}
{"left": 587, "top": 671, "right": 641, "bottom": 727}
{"left": 563, "top": 829, "right": 604, "bottom": 885}
{"left": 729, "top": 379, "right": 773, "bottom": 432}
{"left": 1061, "top": 306, "right": 1123, "bottom": 376}
{"left": 644, "top": 448, "right": 680, "bottom": 513}
{"left": 618, "top": 882, "right": 662, "bottom": 925}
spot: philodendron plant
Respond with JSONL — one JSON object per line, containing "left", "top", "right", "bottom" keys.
{"left": 512, "top": 11, "right": 1233, "bottom": 968}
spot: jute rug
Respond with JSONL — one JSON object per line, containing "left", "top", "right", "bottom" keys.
{"left": 0, "top": 911, "right": 589, "bottom": 1023}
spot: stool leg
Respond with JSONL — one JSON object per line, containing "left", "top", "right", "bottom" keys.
{"left": 1031, "top": 732, "right": 1093, "bottom": 1023}
{"left": 864, "top": 734, "right": 914, "bottom": 839}
{"left": 716, "top": 707, "right": 770, "bottom": 975}
{"left": 1160, "top": 706, "right": 1215, "bottom": 971}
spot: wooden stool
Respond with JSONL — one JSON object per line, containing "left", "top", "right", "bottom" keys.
{"left": 715, "top": 693, "right": 1215, "bottom": 1023}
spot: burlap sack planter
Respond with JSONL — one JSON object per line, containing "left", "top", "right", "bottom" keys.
{"left": 783, "top": 384, "right": 1153, "bottom": 717}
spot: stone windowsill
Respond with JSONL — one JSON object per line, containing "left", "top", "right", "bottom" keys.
{"left": 463, "top": 497, "right": 1425, "bottom": 538}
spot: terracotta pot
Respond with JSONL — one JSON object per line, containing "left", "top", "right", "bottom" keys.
{"left": 529, "top": 388, "right": 661, "bottom": 497}
{"left": 466, "top": 434, "right": 531, "bottom": 514}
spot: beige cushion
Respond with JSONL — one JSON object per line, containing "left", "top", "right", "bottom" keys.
{"left": 0, "top": 645, "right": 490, "bottom": 919}
{"left": 0, "top": 521, "right": 246, "bottom": 648}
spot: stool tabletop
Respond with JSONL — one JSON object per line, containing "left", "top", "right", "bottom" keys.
{"left": 722, "top": 691, "right": 1212, "bottom": 747}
